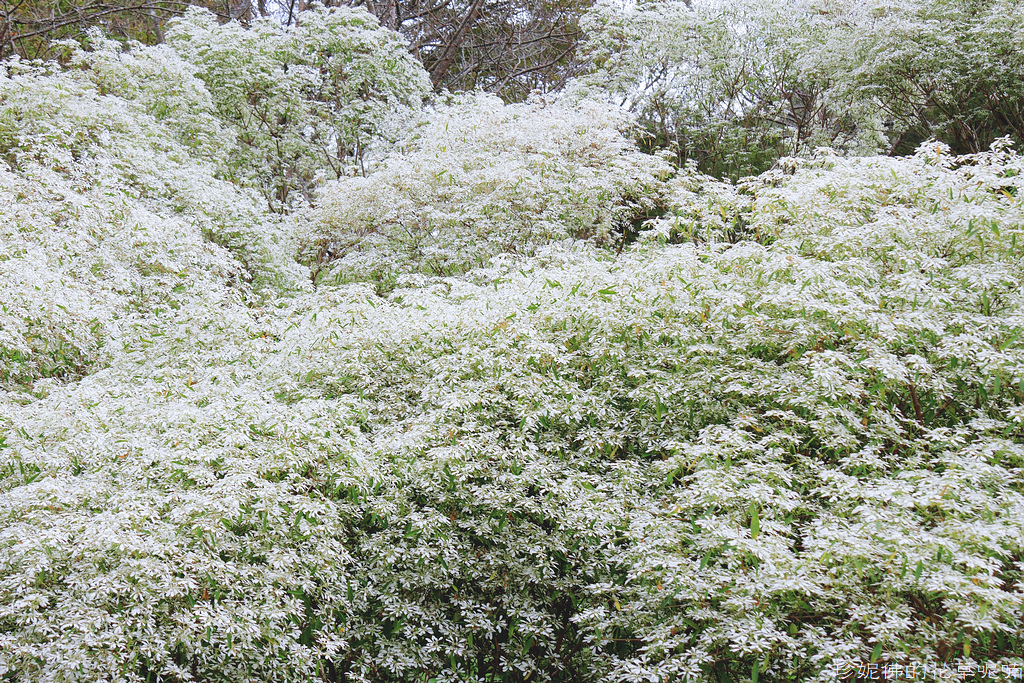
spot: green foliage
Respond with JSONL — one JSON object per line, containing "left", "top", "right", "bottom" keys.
{"left": 1, "top": 12, "right": 1024, "bottom": 683}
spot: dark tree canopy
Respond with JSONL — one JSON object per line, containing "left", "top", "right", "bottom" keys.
{"left": 0, "top": 0, "right": 223, "bottom": 60}
{"left": 302, "top": 0, "right": 592, "bottom": 100}
{"left": 1, "top": 0, "right": 590, "bottom": 102}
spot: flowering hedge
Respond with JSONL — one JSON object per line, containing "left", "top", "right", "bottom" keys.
{"left": 1, "top": 20, "right": 1023, "bottom": 683}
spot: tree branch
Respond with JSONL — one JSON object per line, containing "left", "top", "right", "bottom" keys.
{"left": 427, "top": 0, "right": 483, "bottom": 87}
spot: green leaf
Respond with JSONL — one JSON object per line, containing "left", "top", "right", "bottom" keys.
{"left": 998, "top": 329, "right": 1021, "bottom": 350}
{"left": 699, "top": 551, "right": 713, "bottom": 570}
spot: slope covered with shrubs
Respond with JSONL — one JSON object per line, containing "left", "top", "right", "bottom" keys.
{"left": 1, "top": 6, "right": 1023, "bottom": 683}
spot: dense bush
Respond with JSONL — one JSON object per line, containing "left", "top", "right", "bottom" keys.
{"left": 0, "top": 56, "right": 301, "bottom": 390}
{"left": 0, "top": 6, "right": 1023, "bottom": 683}
{"left": 307, "top": 92, "right": 671, "bottom": 287}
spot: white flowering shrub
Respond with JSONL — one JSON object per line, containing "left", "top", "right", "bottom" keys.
{"left": 0, "top": 57, "right": 304, "bottom": 390}
{"left": 309, "top": 93, "right": 671, "bottom": 287}
{"left": 649, "top": 167, "right": 756, "bottom": 245}
{"left": 574, "top": 0, "right": 885, "bottom": 179}
{"left": 62, "top": 33, "right": 232, "bottom": 167}
{"left": 1, "top": 20, "right": 1023, "bottom": 681}
{"left": 565, "top": 140, "right": 1024, "bottom": 681}
{"left": 166, "top": 6, "right": 431, "bottom": 210}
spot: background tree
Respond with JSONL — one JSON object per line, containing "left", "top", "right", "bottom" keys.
{"left": 313, "top": 0, "right": 593, "bottom": 100}
{"left": 1, "top": 0, "right": 593, "bottom": 102}
{"left": 573, "top": 0, "right": 881, "bottom": 180}
{"left": 0, "top": 0, "right": 259, "bottom": 61}
{"left": 165, "top": 5, "right": 430, "bottom": 211}
{"left": 574, "top": 0, "right": 1024, "bottom": 178}
{"left": 798, "top": 0, "right": 1024, "bottom": 155}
